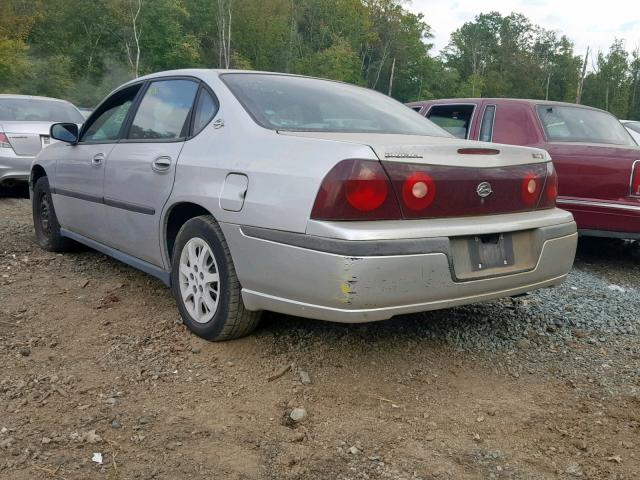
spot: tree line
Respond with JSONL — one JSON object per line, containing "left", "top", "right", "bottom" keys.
{"left": 1, "top": 0, "right": 638, "bottom": 120}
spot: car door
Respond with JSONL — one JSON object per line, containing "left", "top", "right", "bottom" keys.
{"left": 103, "top": 78, "right": 200, "bottom": 266}
{"left": 52, "top": 84, "right": 142, "bottom": 241}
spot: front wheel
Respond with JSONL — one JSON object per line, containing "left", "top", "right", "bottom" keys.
{"left": 170, "top": 215, "right": 261, "bottom": 341}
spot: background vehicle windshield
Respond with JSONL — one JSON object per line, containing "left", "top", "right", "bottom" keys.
{"left": 537, "top": 105, "right": 635, "bottom": 146}
{"left": 222, "top": 73, "right": 450, "bottom": 136}
{"left": 625, "top": 121, "right": 640, "bottom": 134}
{"left": 0, "top": 98, "right": 84, "bottom": 123}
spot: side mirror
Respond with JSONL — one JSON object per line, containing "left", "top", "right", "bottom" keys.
{"left": 51, "top": 123, "right": 79, "bottom": 144}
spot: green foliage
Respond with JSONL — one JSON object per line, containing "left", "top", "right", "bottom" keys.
{"left": 0, "top": 0, "right": 638, "bottom": 120}
{"left": 444, "top": 12, "right": 582, "bottom": 101}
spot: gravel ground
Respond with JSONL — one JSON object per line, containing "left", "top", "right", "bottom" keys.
{"left": 1, "top": 195, "right": 639, "bottom": 479}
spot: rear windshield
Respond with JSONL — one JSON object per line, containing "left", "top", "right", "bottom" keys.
{"left": 537, "top": 105, "right": 635, "bottom": 146}
{"left": 221, "top": 73, "right": 450, "bottom": 137}
{"left": 625, "top": 121, "right": 640, "bottom": 134}
{"left": 0, "top": 98, "right": 84, "bottom": 123}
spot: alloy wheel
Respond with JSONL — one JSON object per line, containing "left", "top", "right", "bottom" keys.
{"left": 178, "top": 237, "right": 221, "bottom": 323}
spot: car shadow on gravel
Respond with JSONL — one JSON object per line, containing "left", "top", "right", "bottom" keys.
{"left": 255, "top": 299, "right": 527, "bottom": 355}
{"left": 0, "top": 182, "right": 29, "bottom": 198}
{"left": 574, "top": 236, "right": 639, "bottom": 285}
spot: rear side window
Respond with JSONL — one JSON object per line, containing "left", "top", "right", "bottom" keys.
{"left": 537, "top": 105, "right": 635, "bottom": 146}
{"left": 410, "top": 106, "right": 422, "bottom": 113}
{"left": 479, "top": 105, "right": 496, "bottom": 142}
{"left": 82, "top": 85, "right": 141, "bottom": 143}
{"left": 192, "top": 88, "right": 218, "bottom": 135}
{"left": 129, "top": 79, "right": 199, "bottom": 140}
{"left": 426, "top": 104, "right": 475, "bottom": 139}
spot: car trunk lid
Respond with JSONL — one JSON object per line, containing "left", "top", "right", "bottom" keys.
{"left": 279, "top": 132, "right": 548, "bottom": 167}
{"left": 0, "top": 122, "right": 54, "bottom": 156}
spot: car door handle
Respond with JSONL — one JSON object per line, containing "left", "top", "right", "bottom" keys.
{"left": 91, "top": 154, "right": 104, "bottom": 167}
{"left": 152, "top": 156, "right": 172, "bottom": 173}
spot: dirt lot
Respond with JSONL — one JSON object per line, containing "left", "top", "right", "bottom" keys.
{"left": 1, "top": 193, "right": 639, "bottom": 479}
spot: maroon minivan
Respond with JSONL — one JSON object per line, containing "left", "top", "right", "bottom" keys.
{"left": 407, "top": 99, "right": 640, "bottom": 239}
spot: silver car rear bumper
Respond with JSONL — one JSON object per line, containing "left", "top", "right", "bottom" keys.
{"left": 221, "top": 218, "right": 578, "bottom": 323}
{"left": 0, "top": 152, "right": 32, "bottom": 184}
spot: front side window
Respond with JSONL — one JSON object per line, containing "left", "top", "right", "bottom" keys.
{"left": 129, "top": 80, "right": 198, "bottom": 140}
{"left": 537, "top": 105, "right": 635, "bottom": 146}
{"left": 426, "top": 104, "right": 475, "bottom": 139}
{"left": 0, "top": 98, "right": 84, "bottom": 123}
{"left": 82, "top": 85, "right": 141, "bottom": 143}
{"left": 192, "top": 88, "right": 218, "bottom": 135}
{"left": 221, "top": 73, "right": 450, "bottom": 137}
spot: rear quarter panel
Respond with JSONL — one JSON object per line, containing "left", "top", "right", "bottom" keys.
{"left": 165, "top": 72, "right": 376, "bottom": 235}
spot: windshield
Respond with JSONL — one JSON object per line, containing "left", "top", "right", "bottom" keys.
{"left": 0, "top": 98, "right": 84, "bottom": 123}
{"left": 537, "top": 105, "right": 635, "bottom": 146}
{"left": 221, "top": 73, "right": 450, "bottom": 136}
{"left": 625, "top": 121, "right": 640, "bottom": 134}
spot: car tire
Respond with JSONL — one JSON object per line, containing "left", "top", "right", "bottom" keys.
{"left": 32, "top": 176, "right": 75, "bottom": 252}
{"left": 171, "top": 215, "right": 261, "bottom": 341}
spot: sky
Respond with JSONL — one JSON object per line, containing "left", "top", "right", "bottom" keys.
{"left": 407, "top": 0, "right": 640, "bottom": 60}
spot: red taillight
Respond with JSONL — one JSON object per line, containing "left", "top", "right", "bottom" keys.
{"left": 631, "top": 161, "right": 640, "bottom": 197}
{"left": 312, "top": 160, "right": 556, "bottom": 221}
{"left": 541, "top": 162, "right": 558, "bottom": 207}
{"left": 402, "top": 172, "right": 436, "bottom": 210}
{"left": 311, "top": 159, "right": 402, "bottom": 220}
{"left": 345, "top": 164, "right": 389, "bottom": 212}
{"left": 0, "top": 133, "right": 12, "bottom": 149}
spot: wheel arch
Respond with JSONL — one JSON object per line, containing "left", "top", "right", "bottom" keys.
{"left": 30, "top": 164, "right": 48, "bottom": 188}
{"left": 163, "top": 201, "right": 217, "bottom": 265}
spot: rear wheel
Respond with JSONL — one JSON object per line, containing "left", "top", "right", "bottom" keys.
{"left": 32, "top": 176, "right": 75, "bottom": 252}
{"left": 170, "top": 215, "right": 260, "bottom": 341}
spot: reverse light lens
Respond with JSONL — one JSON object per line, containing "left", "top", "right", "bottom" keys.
{"left": 402, "top": 172, "right": 436, "bottom": 211}
{"left": 521, "top": 173, "right": 540, "bottom": 206}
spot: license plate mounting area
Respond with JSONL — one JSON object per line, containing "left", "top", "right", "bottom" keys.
{"left": 468, "top": 233, "right": 514, "bottom": 272}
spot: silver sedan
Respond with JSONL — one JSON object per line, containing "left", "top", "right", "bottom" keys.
{"left": 0, "top": 95, "right": 84, "bottom": 186}
{"left": 31, "top": 70, "right": 577, "bottom": 340}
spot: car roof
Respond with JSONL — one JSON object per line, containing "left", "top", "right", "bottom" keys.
{"left": 119, "top": 68, "right": 354, "bottom": 90}
{"left": 407, "top": 97, "right": 609, "bottom": 114}
{"left": 0, "top": 94, "right": 73, "bottom": 104}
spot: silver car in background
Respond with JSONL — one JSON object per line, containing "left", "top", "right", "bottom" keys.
{"left": 0, "top": 94, "right": 84, "bottom": 186}
{"left": 621, "top": 120, "right": 640, "bottom": 144}
{"left": 31, "top": 70, "right": 577, "bottom": 341}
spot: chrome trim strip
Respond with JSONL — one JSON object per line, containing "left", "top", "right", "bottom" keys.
{"left": 557, "top": 198, "right": 640, "bottom": 212}
{"left": 60, "top": 228, "right": 171, "bottom": 285}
